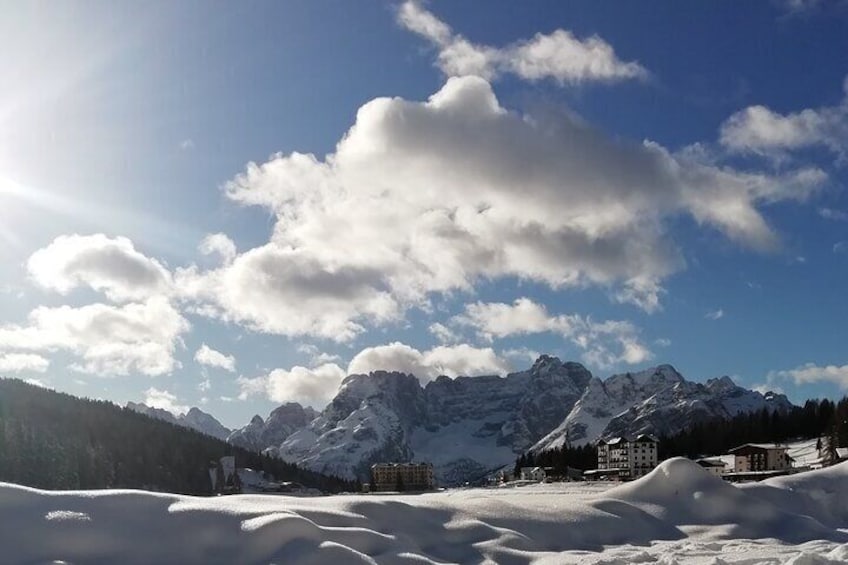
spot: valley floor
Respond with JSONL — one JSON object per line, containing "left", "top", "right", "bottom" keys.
{"left": 3, "top": 458, "right": 848, "bottom": 564}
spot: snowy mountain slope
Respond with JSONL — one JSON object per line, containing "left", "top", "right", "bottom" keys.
{"left": 272, "top": 356, "right": 591, "bottom": 483}
{"left": 226, "top": 403, "right": 318, "bottom": 452}
{"left": 259, "top": 357, "right": 789, "bottom": 483}
{"left": 705, "top": 375, "right": 794, "bottom": 416}
{"left": 532, "top": 368, "right": 792, "bottom": 452}
{"left": 126, "top": 402, "right": 231, "bottom": 440}
{"left": 602, "top": 378, "right": 794, "bottom": 441}
{"left": 532, "top": 365, "right": 685, "bottom": 450}
{"left": 273, "top": 371, "right": 427, "bottom": 479}
{"left": 181, "top": 407, "right": 232, "bottom": 441}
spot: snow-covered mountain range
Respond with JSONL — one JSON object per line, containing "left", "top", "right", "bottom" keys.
{"left": 128, "top": 355, "right": 792, "bottom": 485}
{"left": 126, "top": 402, "right": 232, "bottom": 441}
{"left": 226, "top": 402, "right": 319, "bottom": 452}
{"left": 531, "top": 366, "right": 793, "bottom": 452}
{"left": 261, "top": 356, "right": 790, "bottom": 484}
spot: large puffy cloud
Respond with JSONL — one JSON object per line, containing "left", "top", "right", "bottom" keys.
{"left": 194, "top": 343, "right": 236, "bottom": 372}
{"left": 397, "top": 1, "right": 647, "bottom": 84}
{"left": 0, "top": 297, "right": 189, "bottom": 376}
{"left": 347, "top": 342, "right": 510, "bottom": 382}
{"left": 720, "top": 76, "right": 848, "bottom": 159}
{"left": 0, "top": 353, "right": 50, "bottom": 373}
{"left": 175, "top": 76, "right": 825, "bottom": 340}
{"left": 176, "top": 245, "right": 399, "bottom": 341}
{"left": 237, "top": 363, "right": 347, "bottom": 409}
{"left": 452, "top": 298, "right": 652, "bottom": 368}
{"left": 27, "top": 234, "right": 172, "bottom": 302}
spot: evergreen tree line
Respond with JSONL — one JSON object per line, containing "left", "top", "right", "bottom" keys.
{"left": 519, "top": 396, "right": 848, "bottom": 474}
{"left": 0, "top": 378, "right": 357, "bottom": 495}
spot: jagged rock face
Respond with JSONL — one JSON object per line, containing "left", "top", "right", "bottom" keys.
{"left": 602, "top": 381, "right": 729, "bottom": 439}
{"left": 533, "top": 368, "right": 794, "bottom": 452}
{"left": 227, "top": 402, "right": 318, "bottom": 452}
{"left": 126, "top": 402, "right": 180, "bottom": 426}
{"left": 603, "top": 377, "right": 795, "bottom": 440}
{"left": 705, "top": 375, "right": 794, "bottom": 415}
{"left": 182, "top": 407, "right": 231, "bottom": 441}
{"left": 532, "top": 365, "right": 684, "bottom": 451}
{"left": 272, "top": 372, "right": 427, "bottom": 480}
{"left": 263, "top": 357, "right": 791, "bottom": 485}
{"left": 126, "top": 403, "right": 231, "bottom": 441}
{"left": 273, "top": 357, "right": 591, "bottom": 484}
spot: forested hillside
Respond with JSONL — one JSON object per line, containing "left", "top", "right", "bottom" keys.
{"left": 0, "top": 379, "right": 355, "bottom": 494}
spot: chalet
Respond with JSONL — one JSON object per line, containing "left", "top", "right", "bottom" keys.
{"left": 370, "top": 462, "right": 435, "bottom": 492}
{"left": 728, "top": 444, "right": 793, "bottom": 473}
{"left": 696, "top": 458, "right": 729, "bottom": 477}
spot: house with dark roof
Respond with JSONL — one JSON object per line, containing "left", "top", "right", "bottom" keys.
{"left": 728, "top": 443, "right": 793, "bottom": 473}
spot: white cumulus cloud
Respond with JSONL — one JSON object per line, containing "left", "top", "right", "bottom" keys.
{"left": 451, "top": 297, "right": 652, "bottom": 368}
{"left": 27, "top": 234, "right": 172, "bottom": 303}
{"left": 720, "top": 76, "right": 848, "bottom": 159}
{"left": 194, "top": 343, "right": 236, "bottom": 372}
{"left": 347, "top": 341, "right": 510, "bottom": 383}
{"left": 769, "top": 362, "right": 848, "bottom": 389}
{"left": 0, "top": 353, "right": 50, "bottom": 373}
{"left": 0, "top": 297, "right": 189, "bottom": 376}
{"left": 174, "top": 76, "right": 822, "bottom": 341}
{"left": 198, "top": 233, "right": 237, "bottom": 264}
{"left": 237, "top": 363, "right": 347, "bottom": 409}
{"left": 144, "top": 387, "right": 188, "bottom": 415}
{"left": 398, "top": 1, "right": 647, "bottom": 84}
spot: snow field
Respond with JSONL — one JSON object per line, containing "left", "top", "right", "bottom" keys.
{"left": 3, "top": 458, "right": 848, "bottom": 564}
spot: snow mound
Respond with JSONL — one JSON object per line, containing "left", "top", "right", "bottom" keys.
{"left": 604, "top": 458, "right": 839, "bottom": 543}
{"left": 2, "top": 462, "right": 847, "bottom": 563}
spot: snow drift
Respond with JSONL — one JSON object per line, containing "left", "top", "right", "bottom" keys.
{"left": 3, "top": 459, "right": 848, "bottom": 564}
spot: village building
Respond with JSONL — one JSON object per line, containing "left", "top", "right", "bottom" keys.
{"left": 586, "top": 434, "right": 659, "bottom": 481}
{"left": 728, "top": 444, "right": 793, "bottom": 473}
{"left": 370, "top": 462, "right": 435, "bottom": 492}
{"left": 696, "top": 458, "right": 729, "bottom": 477}
{"left": 519, "top": 466, "right": 546, "bottom": 482}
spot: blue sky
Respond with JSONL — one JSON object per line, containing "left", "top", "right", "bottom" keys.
{"left": 1, "top": 0, "right": 848, "bottom": 428}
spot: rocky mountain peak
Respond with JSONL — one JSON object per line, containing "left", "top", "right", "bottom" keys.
{"left": 126, "top": 402, "right": 230, "bottom": 440}
{"left": 705, "top": 375, "right": 737, "bottom": 391}
{"left": 529, "top": 354, "right": 563, "bottom": 374}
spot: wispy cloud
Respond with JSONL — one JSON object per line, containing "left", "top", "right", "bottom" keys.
{"left": 720, "top": 74, "right": 848, "bottom": 161}
{"left": 451, "top": 297, "right": 653, "bottom": 368}
{"left": 769, "top": 362, "right": 848, "bottom": 389}
{"left": 705, "top": 308, "right": 725, "bottom": 320}
{"left": 819, "top": 207, "right": 848, "bottom": 221}
{"left": 397, "top": 0, "right": 647, "bottom": 84}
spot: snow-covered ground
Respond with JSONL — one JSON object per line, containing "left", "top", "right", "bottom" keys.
{"left": 3, "top": 458, "right": 848, "bottom": 564}
{"left": 787, "top": 438, "right": 824, "bottom": 468}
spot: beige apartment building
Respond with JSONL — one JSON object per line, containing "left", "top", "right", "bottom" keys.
{"left": 370, "top": 462, "right": 435, "bottom": 492}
